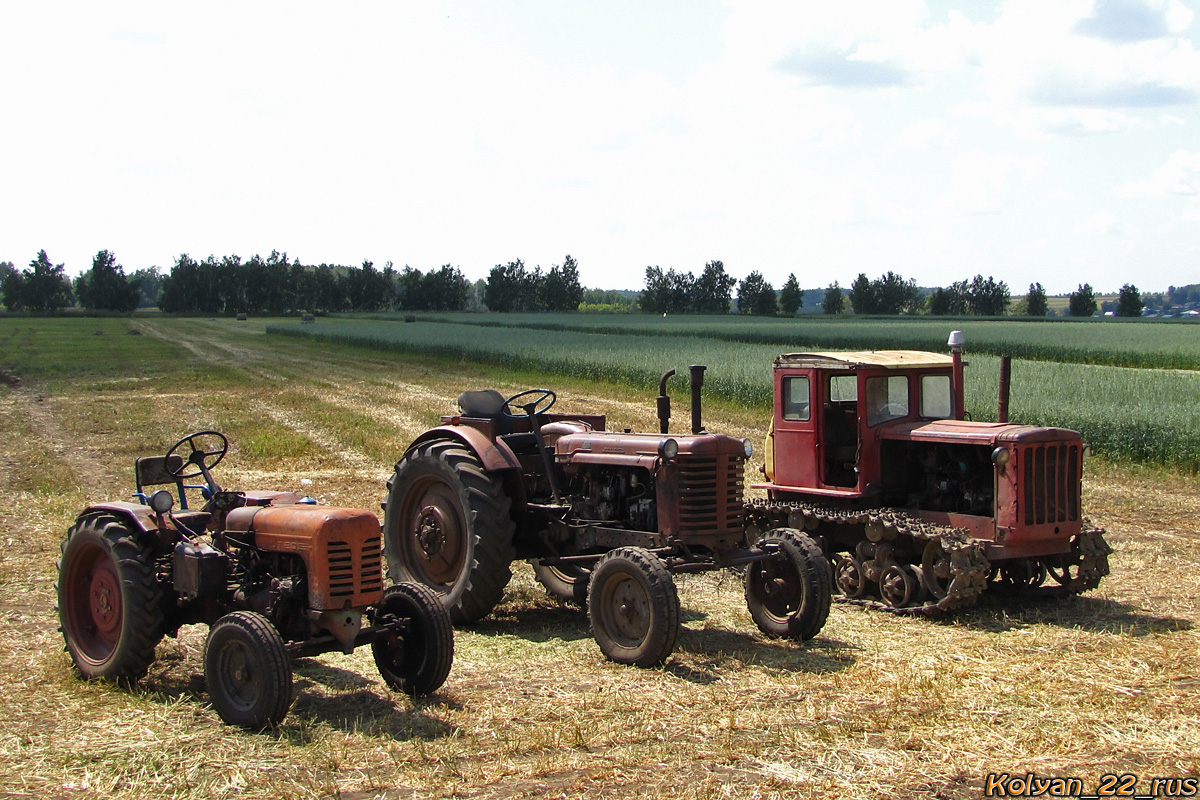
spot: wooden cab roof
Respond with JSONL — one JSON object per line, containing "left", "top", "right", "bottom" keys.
{"left": 773, "top": 350, "right": 954, "bottom": 371}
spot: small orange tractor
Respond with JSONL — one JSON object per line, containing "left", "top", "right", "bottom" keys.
{"left": 383, "top": 370, "right": 831, "bottom": 667}
{"left": 57, "top": 431, "right": 453, "bottom": 729}
{"left": 749, "top": 332, "right": 1111, "bottom": 611}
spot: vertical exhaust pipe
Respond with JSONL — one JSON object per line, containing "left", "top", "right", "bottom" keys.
{"left": 689, "top": 365, "right": 706, "bottom": 434}
{"left": 657, "top": 369, "right": 676, "bottom": 434}
{"left": 948, "top": 331, "right": 965, "bottom": 420}
{"left": 997, "top": 356, "right": 1011, "bottom": 423}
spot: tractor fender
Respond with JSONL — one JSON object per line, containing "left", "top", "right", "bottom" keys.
{"left": 76, "top": 501, "right": 161, "bottom": 535}
{"left": 407, "top": 425, "right": 522, "bottom": 474}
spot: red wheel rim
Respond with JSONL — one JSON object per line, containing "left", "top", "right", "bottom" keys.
{"left": 63, "top": 540, "right": 123, "bottom": 665}
{"left": 402, "top": 477, "right": 467, "bottom": 585}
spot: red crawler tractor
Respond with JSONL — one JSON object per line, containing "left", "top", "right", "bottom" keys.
{"left": 383, "top": 368, "right": 831, "bottom": 667}
{"left": 57, "top": 431, "right": 453, "bottom": 729}
{"left": 749, "top": 332, "right": 1111, "bottom": 611}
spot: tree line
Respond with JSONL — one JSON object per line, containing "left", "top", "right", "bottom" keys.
{"left": 0, "top": 248, "right": 1165, "bottom": 319}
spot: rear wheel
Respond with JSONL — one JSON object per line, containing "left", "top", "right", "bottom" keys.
{"left": 530, "top": 559, "right": 590, "bottom": 605}
{"left": 745, "top": 529, "right": 832, "bottom": 641}
{"left": 204, "top": 611, "right": 293, "bottom": 730}
{"left": 57, "top": 514, "right": 164, "bottom": 683}
{"left": 588, "top": 548, "right": 680, "bottom": 667}
{"left": 372, "top": 582, "right": 454, "bottom": 696}
{"left": 383, "top": 439, "right": 516, "bottom": 624}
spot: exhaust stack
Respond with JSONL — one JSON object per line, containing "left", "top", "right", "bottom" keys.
{"left": 657, "top": 369, "right": 676, "bottom": 434}
{"left": 689, "top": 365, "right": 706, "bottom": 434}
{"left": 997, "top": 356, "right": 1011, "bottom": 423}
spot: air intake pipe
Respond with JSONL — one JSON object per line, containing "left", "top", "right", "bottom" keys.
{"left": 657, "top": 369, "right": 676, "bottom": 434}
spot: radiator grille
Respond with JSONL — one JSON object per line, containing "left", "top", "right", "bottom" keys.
{"left": 326, "top": 537, "right": 384, "bottom": 598}
{"left": 676, "top": 454, "right": 745, "bottom": 535}
{"left": 1021, "top": 444, "right": 1080, "bottom": 525}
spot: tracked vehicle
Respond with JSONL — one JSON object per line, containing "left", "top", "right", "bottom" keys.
{"left": 57, "top": 431, "right": 453, "bottom": 729}
{"left": 384, "top": 368, "right": 831, "bottom": 667}
{"left": 749, "top": 332, "right": 1110, "bottom": 612}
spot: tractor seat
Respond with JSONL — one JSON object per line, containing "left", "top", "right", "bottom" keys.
{"left": 457, "top": 389, "right": 507, "bottom": 418}
{"left": 136, "top": 454, "right": 185, "bottom": 488}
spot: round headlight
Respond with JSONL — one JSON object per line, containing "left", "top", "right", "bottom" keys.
{"left": 150, "top": 489, "right": 174, "bottom": 513}
{"left": 742, "top": 438, "right": 754, "bottom": 458}
{"left": 991, "top": 447, "right": 1010, "bottom": 466}
{"left": 658, "top": 438, "right": 679, "bottom": 460}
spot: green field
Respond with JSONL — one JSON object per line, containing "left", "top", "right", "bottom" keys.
{"left": 270, "top": 317, "right": 1200, "bottom": 472}
{"left": 374, "top": 312, "right": 1200, "bottom": 370}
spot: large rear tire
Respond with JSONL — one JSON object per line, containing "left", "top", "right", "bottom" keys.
{"left": 383, "top": 439, "right": 516, "bottom": 624}
{"left": 587, "top": 547, "right": 680, "bottom": 667}
{"left": 744, "top": 529, "right": 832, "bottom": 641}
{"left": 204, "top": 611, "right": 293, "bottom": 730}
{"left": 372, "top": 582, "right": 455, "bottom": 696}
{"left": 57, "top": 514, "right": 165, "bottom": 683}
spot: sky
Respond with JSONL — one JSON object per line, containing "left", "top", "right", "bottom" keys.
{"left": 2, "top": 0, "right": 1199, "bottom": 295}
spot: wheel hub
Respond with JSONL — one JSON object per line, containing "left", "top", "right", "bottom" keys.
{"left": 88, "top": 564, "right": 121, "bottom": 635}
{"left": 415, "top": 506, "right": 447, "bottom": 559}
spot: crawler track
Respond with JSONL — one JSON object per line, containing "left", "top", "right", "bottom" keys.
{"left": 746, "top": 500, "right": 1110, "bottom": 614}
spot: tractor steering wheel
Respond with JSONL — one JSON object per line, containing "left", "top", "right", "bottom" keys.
{"left": 165, "top": 430, "right": 229, "bottom": 480}
{"left": 501, "top": 389, "right": 557, "bottom": 419}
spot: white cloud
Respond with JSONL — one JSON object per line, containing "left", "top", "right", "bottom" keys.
{"left": 936, "top": 151, "right": 1044, "bottom": 216}
{"left": 1078, "top": 210, "right": 1122, "bottom": 235}
{"left": 897, "top": 118, "right": 955, "bottom": 147}
{"left": 1118, "top": 150, "right": 1200, "bottom": 195}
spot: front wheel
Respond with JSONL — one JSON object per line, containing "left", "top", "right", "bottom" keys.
{"left": 57, "top": 514, "right": 165, "bottom": 683}
{"left": 204, "top": 611, "right": 293, "bottom": 730}
{"left": 372, "top": 582, "right": 455, "bottom": 696}
{"left": 587, "top": 548, "right": 680, "bottom": 667}
{"left": 745, "top": 529, "right": 832, "bottom": 641}
{"left": 530, "top": 559, "right": 590, "bottom": 606}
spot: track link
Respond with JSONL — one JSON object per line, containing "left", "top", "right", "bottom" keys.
{"left": 746, "top": 499, "right": 990, "bottom": 614}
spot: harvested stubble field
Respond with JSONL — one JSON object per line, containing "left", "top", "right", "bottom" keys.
{"left": 0, "top": 316, "right": 1197, "bottom": 800}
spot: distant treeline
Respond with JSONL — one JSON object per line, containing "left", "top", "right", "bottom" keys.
{"left": 2, "top": 248, "right": 1195, "bottom": 318}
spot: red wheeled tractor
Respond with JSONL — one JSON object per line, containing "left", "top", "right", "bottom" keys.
{"left": 57, "top": 431, "right": 454, "bottom": 729}
{"left": 748, "top": 332, "right": 1111, "bottom": 612}
{"left": 383, "top": 367, "right": 832, "bottom": 667}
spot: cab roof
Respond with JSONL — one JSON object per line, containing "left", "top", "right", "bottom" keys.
{"left": 774, "top": 350, "right": 954, "bottom": 370}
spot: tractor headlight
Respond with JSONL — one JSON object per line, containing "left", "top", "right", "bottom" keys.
{"left": 150, "top": 489, "right": 174, "bottom": 514}
{"left": 742, "top": 438, "right": 754, "bottom": 458}
{"left": 658, "top": 438, "right": 679, "bottom": 460}
{"left": 991, "top": 447, "right": 1010, "bottom": 467}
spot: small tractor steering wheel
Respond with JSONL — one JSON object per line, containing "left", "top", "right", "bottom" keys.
{"left": 501, "top": 389, "right": 557, "bottom": 419}
{"left": 166, "top": 430, "right": 229, "bottom": 480}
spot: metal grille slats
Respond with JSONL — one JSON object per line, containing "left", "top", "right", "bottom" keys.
{"left": 1021, "top": 444, "right": 1080, "bottom": 525}
{"left": 326, "top": 537, "right": 383, "bottom": 598}
{"left": 677, "top": 454, "right": 745, "bottom": 534}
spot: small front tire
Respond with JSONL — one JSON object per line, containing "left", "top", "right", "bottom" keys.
{"left": 372, "top": 582, "right": 455, "bottom": 696}
{"left": 204, "top": 611, "right": 293, "bottom": 730}
{"left": 530, "top": 559, "right": 590, "bottom": 606}
{"left": 745, "top": 529, "right": 832, "bottom": 641}
{"left": 587, "top": 548, "right": 680, "bottom": 667}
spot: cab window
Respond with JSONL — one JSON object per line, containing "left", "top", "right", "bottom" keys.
{"left": 782, "top": 376, "right": 810, "bottom": 420}
{"left": 920, "top": 374, "right": 952, "bottom": 419}
{"left": 865, "top": 375, "right": 909, "bottom": 426}
{"left": 828, "top": 374, "right": 857, "bottom": 403}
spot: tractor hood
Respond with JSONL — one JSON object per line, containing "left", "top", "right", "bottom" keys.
{"left": 554, "top": 431, "right": 746, "bottom": 468}
{"left": 879, "top": 419, "right": 1083, "bottom": 446}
